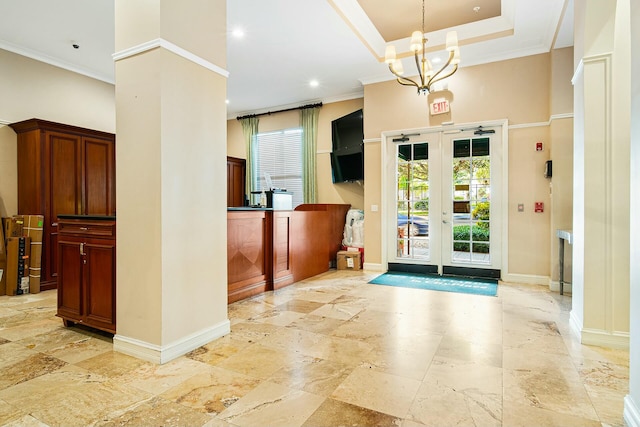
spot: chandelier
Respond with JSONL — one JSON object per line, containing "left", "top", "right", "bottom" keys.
{"left": 384, "top": 0, "right": 460, "bottom": 94}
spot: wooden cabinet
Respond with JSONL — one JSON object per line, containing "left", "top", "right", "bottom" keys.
{"left": 227, "top": 156, "right": 246, "bottom": 207}
{"left": 9, "top": 119, "right": 115, "bottom": 290}
{"left": 57, "top": 216, "right": 116, "bottom": 333}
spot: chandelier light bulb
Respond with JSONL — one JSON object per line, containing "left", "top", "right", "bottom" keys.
{"left": 446, "top": 31, "right": 458, "bottom": 51}
{"left": 410, "top": 31, "right": 423, "bottom": 52}
{"left": 385, "top": 45, "right": 397, "bottom": 64}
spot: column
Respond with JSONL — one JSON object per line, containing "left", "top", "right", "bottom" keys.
{"left": 571, "top": 0, "right": 630, "bottom": 349}
{"left": 113, "top": 0, "right": 229, "bottom": 363}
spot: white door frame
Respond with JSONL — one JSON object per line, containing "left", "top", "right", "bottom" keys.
{"left": 381, "top": 119, "right": 509, "bottom": 274}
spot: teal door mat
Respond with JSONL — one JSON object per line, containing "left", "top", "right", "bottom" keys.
{"left": 369, "top": 272, "right": 498, "bottom": 297}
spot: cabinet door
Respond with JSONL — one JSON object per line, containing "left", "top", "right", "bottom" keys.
{"left": 47, "top": 131, "right": 82, "bottom": 281}
{"left": 83, "top": 241, "right": 116, "bottom": 332}
{"left": 83, "top": 137, "right": 115, "bottom": 215}
{"left": 227, "top": 157, "right": 246, "bottom": 207}
{"left": 57, "top": 240, "right": 83, "bottom": 322}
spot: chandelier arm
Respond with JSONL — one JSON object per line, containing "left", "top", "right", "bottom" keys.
{"left": 388, "top": 64, "right": 420, "bottom": 89}
{"left": 427, "top": 64, "right": 458, "bottom": 89}
{"left": 426, "top": 50, "right": 454, "bottom": 84}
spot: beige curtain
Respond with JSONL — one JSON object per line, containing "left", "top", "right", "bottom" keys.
{"left": 300, "top": 106, "right": 321, "bottom": 203}
{"left": 239, "top": 116, "right": 259, "bottom": 198}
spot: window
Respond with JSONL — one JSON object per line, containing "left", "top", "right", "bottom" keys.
{"left": 253, "top": 128, "right": 304, "bottom": 207}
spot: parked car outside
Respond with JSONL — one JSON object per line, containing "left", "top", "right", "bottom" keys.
{"left": 397, "top": 214, "right": 429, "bottom": 236}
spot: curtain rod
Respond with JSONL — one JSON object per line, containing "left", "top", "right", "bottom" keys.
{"left": 236, "top": 102, "right": 323, "bottom": 121}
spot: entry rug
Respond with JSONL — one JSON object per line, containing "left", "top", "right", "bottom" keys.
{"left": 369, "top": 272, "right": 498, "bottom": 297}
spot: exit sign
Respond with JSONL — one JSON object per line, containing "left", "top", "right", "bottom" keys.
{"left": 430, "top": 98, "right": 450, "bottom": 115}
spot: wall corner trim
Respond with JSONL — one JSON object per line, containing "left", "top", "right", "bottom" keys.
{"left": 112, "top": 38, "right": 230, "bottom": 78}
{"left": 625, "top": 395, "right": 640, "bottom": 427}
{"left": 113, "top": 319, "right": 230, "bottom": 364}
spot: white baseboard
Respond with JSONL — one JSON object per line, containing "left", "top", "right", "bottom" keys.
{"left": 501, "top": 273, "right": 549, "bottom": 286}
{"left": 114, "top": 319, "right": 230, "bottom": 364}
{"left": 580, "top": 328, "right": 629, "bottom": 350}
{"left": 548, "top": 279, "right": 572, "bottom": 294}
{"left": 363, "top": 262, "right": 385, "bottom": 272}
{"left": 625, "top": 395, "right": 640, "bottom": 427}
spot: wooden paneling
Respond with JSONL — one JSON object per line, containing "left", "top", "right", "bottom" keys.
{"left": 56, "top": 240, "right": 83, "bottom": 322}
{"left": 292, "top": 211, "right": 330, "bottom": 283}
{"left": 227, "top": 210, "right": 271, "bottom": 303}
{"left": 227, "top": 207, "right": 340, "bottom": 304}
{"left": 295, "top": 203, "right": 350, "bottom": 263}
{"left": 272, "top": 211, "right": 293, "bottom": 289}
{"left": 84, "top": 242, "right": 116, "bottom": 331}
{"left": 10, "top": 119, "right": 116, "bottom": 290}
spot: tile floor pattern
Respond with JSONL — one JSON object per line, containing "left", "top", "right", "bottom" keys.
{"left": 0, "top": 270, "right": 629, "bottom": 427}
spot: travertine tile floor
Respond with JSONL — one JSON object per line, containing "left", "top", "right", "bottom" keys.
{"left": 0, "top": 270, "right": 629, "bottom": 427}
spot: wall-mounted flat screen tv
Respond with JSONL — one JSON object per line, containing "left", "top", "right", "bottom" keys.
{"left": 331, "top": 151, "right": 363, "bottom": 183}
{"left": 331, "top": 109, "right": 364, "bottom": 183}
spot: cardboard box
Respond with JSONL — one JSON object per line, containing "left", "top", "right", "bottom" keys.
{"left": 337, "top": 250, "right": 361, "bottom": 270}
{"left": 6, "top": 237, "right": 30, "bottom": 296}
{"left": 3, "top": 216, "right": 24, "bottom": 241}
{"left": 23, "top": 215, "right": 44, "bottom": 243}
{"left": 23, "top": 215, "right": 44, "bottom": 294}
{"left": 0, "top": 222, "right": 5, "bottom": 296}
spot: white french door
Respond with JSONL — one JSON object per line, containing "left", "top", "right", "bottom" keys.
{"left": 386, "top": 124, "right": 503, "bottom": 275}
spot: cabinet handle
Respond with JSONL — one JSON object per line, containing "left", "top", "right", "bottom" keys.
{"left": 80, "top": 227, "right": 88, "bottom": 231}
{"left": 80, "top": 243, "right": 86, "bottom": 256}
{"left": 52, "top": 222, "right": 58, "bottom": 227}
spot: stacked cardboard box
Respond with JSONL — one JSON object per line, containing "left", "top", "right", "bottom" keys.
{"left": 337, "top": 250, "right": 362, "bottom": 270}
{"left": 23, "top": 215, "right": 44, "bottom": 293}
{"left": 6, "top": 236, "right": 30, "bottom": 295}
{"left": 1, "top": 215, "right": 44, "bottom": 295}
{"left": 0, "top": 222, "right": 5, "bottom": 295}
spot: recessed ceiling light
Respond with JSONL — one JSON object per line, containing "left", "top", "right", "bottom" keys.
{"left": 473, "top": 6, "right": 480, "bottom": 13}
{"left": 310, "top": 80, "right": 319, "bottom": 88}
{"left": 232, "top": 28, "right": 244, "bottom": 38}
{"left": 225, "top": 99, "right": 230, "bottom": 104}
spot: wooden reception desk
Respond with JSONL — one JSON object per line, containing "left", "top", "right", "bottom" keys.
{"left": 227, "top": 204, "right": 349, "bottom": 303}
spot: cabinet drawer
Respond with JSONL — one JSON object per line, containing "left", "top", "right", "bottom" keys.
{"left": 58, "top": 220, "right": 115, "bottom": 238}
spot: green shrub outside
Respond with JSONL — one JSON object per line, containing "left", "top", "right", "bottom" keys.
{"left": 472, "top": 201, "right": 490, "bottom": 230}
{"left": 452, "top": 225, "right": 490, "bottom": 253}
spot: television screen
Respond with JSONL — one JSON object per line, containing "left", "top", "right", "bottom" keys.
{"left": 331, "top": 151, "right": 364, "bottom": 183}
{"left": 331, "top": 109, "right": 363, "bottom": 153}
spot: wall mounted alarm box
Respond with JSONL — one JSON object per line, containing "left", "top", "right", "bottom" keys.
{"left": 544, "top": 160, "right": 552, "bottom": 178}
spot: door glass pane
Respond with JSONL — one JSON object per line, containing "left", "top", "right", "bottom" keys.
{"left": 452, "top": 137, "right": 490, "bottom": 265}
{"left": 397, "top": 143, "right": 429, "bottom": 260}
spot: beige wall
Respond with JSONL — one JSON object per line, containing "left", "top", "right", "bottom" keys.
{"left": 363, "top": 52, "right": 571, "bottom": 278}
{"left": 0, "top": 48, "right": 115, "bottom": 217}
{"left": 226, "top": 98, "right": 365, "bottom": 209}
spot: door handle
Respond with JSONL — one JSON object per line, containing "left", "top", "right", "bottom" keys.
{"left": 80, "top": 243, "right": 86, "bottom": 256}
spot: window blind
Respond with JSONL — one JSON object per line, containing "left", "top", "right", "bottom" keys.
{"left": 254, "top": 128, "right": 303, "bottom": 207}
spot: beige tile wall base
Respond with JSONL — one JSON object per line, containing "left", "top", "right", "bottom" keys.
{"left": 570, "top": 310, "right": 630, "bottom": 350}
{"left": 113, "top": 320, "right": 230, "bottom": 364}
{"left": 624, "top": 395, "right": 640, "bottom": 427}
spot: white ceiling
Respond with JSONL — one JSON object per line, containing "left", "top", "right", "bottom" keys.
{"left": 0, "top": 0, "right": 573, "bottom": 119}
